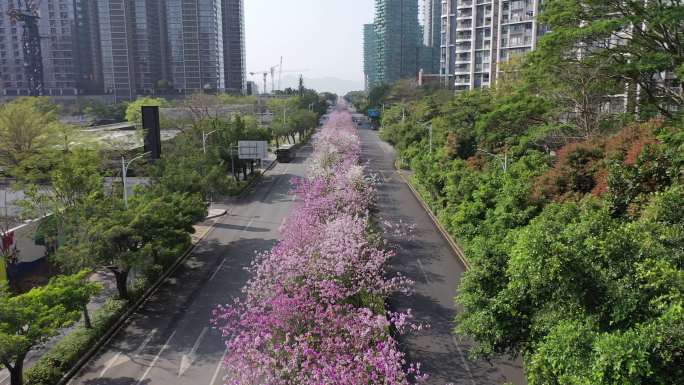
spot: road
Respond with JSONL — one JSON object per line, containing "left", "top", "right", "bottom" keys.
{"left": 65, "top": 144, "right": 312, "bottom": 385}
{"left": 359, "top": 127, "right": 526, "bottom": 385}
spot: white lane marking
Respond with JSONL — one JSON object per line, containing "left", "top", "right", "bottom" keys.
{"left": 100, "top": 352, "right": 122, "bottom": 378}
{"left": 101, "top": 329, "right": 158, "bottom": 377}
{"left": 179, "top": 327, "right": 209, "bottom": 377}
{"left": 378, "top": 170, "right": 387, "bottom": 182}
{"left": 416, "top": 259, "right": 431, "bottom": 284}
{"left": 209, "top": 258, "right": 227, "bottom": 282}
{"left": 452, "top": 335, "right": 477, "bottom": 385}
{"left": 209, "top": 347, "right": 229, "bottom": 385}
{"left": 137, "top": 330, "right": 176, "bottom": 384}
{"left": 241, "top": 218, "right": 255, "bottom": 233}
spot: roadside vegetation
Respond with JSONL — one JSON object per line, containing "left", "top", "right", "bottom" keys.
{"left": 0, "top": 88, "right": 331, "bottom": 385}
{"left": 354, "top": 1, "right": 684, "bottom": 384}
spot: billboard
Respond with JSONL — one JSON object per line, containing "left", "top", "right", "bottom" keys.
{"left": 238, "top": 141, "right": 268, "bottom": 160}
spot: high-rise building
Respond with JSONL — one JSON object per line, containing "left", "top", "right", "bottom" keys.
{"left": 363, "top": 23, "right": 379, "bottom": 90}
{"left": 97, "top": 0, "right": 137, "bottom": 100}
{"left": 166, "top": 0, "right": 225, "bottom": 94}
{"left": 0, "top": 0, "right": 101, "bottom": 96}
{"left": 442, "top": 0, "right": 542, "bottom": 91}
{"left": 374, "top": 0, "right": 422, "bottom": 85}
{"left": 222, "top": 0, "right": 246, "bottom": 94}
{"left": 131, "top": 0, "right": 168, "bottom": 94}
{"left": 439, "top": 0, "right": 457, "bottom": 87}
{"left": 420, "top": 0, "right": 441, "bottom": 73}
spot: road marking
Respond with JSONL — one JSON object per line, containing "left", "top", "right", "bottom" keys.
{"left": 100, "top": 352, "right": 122, "bottom": 378}
{"left": 209, "top": 258, "right": 227, "bottom": 282}
{"left": 209, "top": 347, "right": 229, "bottom": 385}
{"left": 179, "top": 327, "right": 209, "bottom": 377}
{"left": 100, "top": 329, "right": 159, "bottom": 377}
{"left": 417, "top": 259, "right": 431, "bottom": 284}
{"left": 378, "top": 170, "right": 387, "bottom": 182}
{"left": 137, "top": 330, "right": 176, "bottom": 384}
{"left": 0, "top": 372, "right": 8, "bottom": 385}
{"left": 241, "top": 218, "right": 255, "bottom": 233}
{"left": 452, "top": 335, "right": 477, "bottom": 385}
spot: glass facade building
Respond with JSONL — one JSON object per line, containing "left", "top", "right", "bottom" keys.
{"left": 166, "top": 0, "right": 225, "bottom": 94}
{"left": 222, "top": 0, "right": 246, "bottom": 94}
{"left": 363, "top": 23, "right": 379, "bottom": 90}
{"left": 374, "top": 0, "right": 422, "bottom": 85}
{"left": 420, "top": 0, "right": 441, "bottom": 73}
{"left": 98, "top": 0, "right": 136, "bottom": 100}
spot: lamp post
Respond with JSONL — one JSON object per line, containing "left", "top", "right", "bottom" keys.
{"left": 477, "top": 148, "right": 509, "bottom": 173}
{"left": 202, "top": 129, "right": 218, "bottom": 155}
{"left": 421, "top": 122, "right": 433, "bottom": 155}
{"left": 122, "top": 152, "right": 151, "bottom": 208}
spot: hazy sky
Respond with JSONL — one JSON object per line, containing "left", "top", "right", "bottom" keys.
{"left": 244, "top": 0, "right": 375, "bottom": 92}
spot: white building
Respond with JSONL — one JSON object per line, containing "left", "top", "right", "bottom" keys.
{"left": 441, "top": 0, "right": 543, "bottom": 91}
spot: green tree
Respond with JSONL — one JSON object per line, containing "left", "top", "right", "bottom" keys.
{"left": 125, "top": 97, "right": 169, "bottom": 126}
{"left": 0, "top": 97, "right": 63, "bottom": 177}
{"left": 538, "top": 0, "right": 684, "bottom": 116}
{"left": 67, "top": 190, "right": 206, "bottom": 300}
{"left": 83, "top": 100, "right": 127, "bottom": 123}
{"left": 0, "top": 271, "right": 95, "bottom": 385}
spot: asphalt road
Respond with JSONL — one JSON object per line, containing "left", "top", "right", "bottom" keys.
{"left": 359, "top": 127, "right": 526, "bottom": 385}
{"left": 66, "top": 144, "right": 312, "bottom": 385}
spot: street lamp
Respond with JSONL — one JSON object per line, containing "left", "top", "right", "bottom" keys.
{"left": 477, "top": 148, "right": 509, "bottom": 173}
{"left": 202, "top": 129, "right": 219, "bottom": 155}
{"left": 122, "top": 152, "right": 151, "bottom": 208}
{"left": 421, "top": 122, "right": 433, "bottom": 155}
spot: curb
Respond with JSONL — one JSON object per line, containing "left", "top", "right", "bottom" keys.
{"left": 57, "top": 213, "right": 225, "bottom": 385}
{"left": 394, "top": 166, "right": 471, "bottom": 270}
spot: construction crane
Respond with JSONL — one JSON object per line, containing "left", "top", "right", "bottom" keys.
{"left": 248, "top": 70, "right": 271, "bottom": 95}
{"left": 7, "top": 0, "right": 44, "bottom": 96}
{"left": 250, "top": 64, "right": 309, "bottom": 95}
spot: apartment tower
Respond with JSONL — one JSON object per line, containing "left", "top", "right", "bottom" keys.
{"left": 363, "top": 23, "right": 379, "bottom": 90}
{"left": 444, "top": 0, "right": 541, "bottom": 91}
{"left": 374, "top": 0, "right": 422, "bottom": 85}
{"left": 421, "top": 0, "right": 441, "bottom": 73}
{"left": 222, "top": 0, "right": 246, "bottom": 94}
{"left": 166, "top": 0, "right": 225, "bottom": 94}
{"left": 0, "top": 0, "right": 101, "bottom": 96}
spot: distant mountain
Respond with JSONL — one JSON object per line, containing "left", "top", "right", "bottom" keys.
{"left": 277, "top": 75, "right": 364, "bottom": 95}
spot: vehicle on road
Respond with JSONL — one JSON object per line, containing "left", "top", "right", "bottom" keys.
{"left": 275, "top": 144, "right": 296, "bottom": 163}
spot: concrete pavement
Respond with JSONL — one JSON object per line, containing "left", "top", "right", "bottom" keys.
{"left": 359, "top": 128, "right": 526, "bottom": 385}
{"left": 66, "top": 144, "right": 312, "bottom": 385}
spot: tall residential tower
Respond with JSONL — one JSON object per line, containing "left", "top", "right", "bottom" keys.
{"left": 374, "top": 0, "right": 422, "bottom": 85}
{"left": 222, "top": 0, "right": 246, "bottom": 94}
{"left": 446, "top": 0, "right": 542, "bottom": 91}
{"left": 363, "top": 23, "right": 379, "bottom": 90}
{"left": 0, "top": 0, "right": 101, "bottom": 96}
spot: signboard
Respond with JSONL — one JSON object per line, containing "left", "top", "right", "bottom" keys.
{"left": 367, "top": 108, "right": 380, "bottom": 119}
{"left": 238, "top": 141, "right": 268, "bottom": 160}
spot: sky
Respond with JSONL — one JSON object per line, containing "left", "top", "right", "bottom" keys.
{"left": 244, "top": 0, "right": 375, "bottom": 95}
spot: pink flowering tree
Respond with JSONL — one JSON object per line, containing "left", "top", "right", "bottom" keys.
{"left": 213, "top": 110, "right": 426, "bottom": 385}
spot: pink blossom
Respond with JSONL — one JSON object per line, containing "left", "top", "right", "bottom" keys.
{"left": 213, "top": 111, "right": 426, "bottom": 384}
